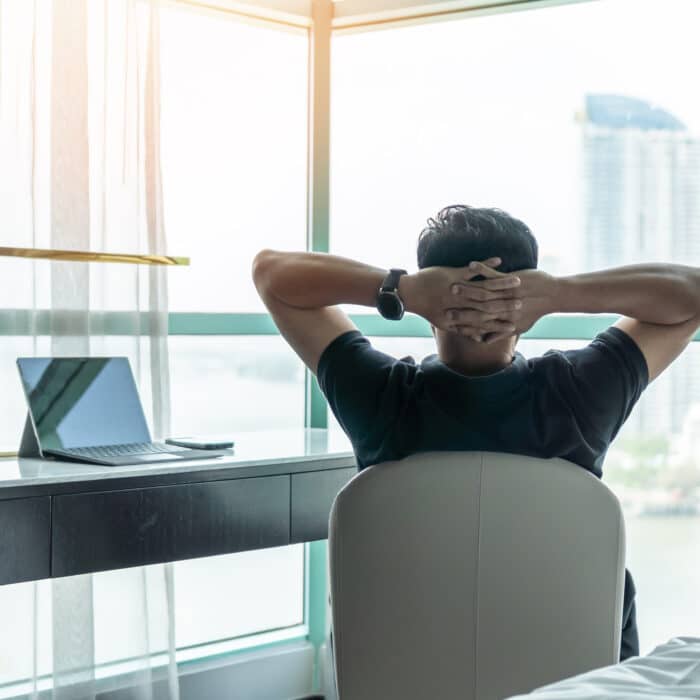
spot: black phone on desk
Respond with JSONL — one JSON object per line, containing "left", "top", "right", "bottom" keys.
{"left": 165, "top": 436, "right": 235, "bottom": 450}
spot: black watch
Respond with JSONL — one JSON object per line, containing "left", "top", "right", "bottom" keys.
{"left": 377, "top": 268, "right": 408, "bottom": 320}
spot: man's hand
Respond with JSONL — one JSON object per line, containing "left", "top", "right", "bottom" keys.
{"left": 399, "top": 257, "right": 523, "bottom": 338}
{"left": 509, "top": 269, "right": 560, "bottom": 333}
{"left": 449, "top": 264, "right": 559, "bottom": 342}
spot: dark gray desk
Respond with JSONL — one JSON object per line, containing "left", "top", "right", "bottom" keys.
{"left": 0, "top": 429, "right": 357, "bottom": 586}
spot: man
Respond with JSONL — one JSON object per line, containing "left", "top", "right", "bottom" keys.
{"left": 253, "top": 204, "right": 700, "bottom": 660}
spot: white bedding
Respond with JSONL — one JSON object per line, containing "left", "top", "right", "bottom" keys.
{"left": 507, "top": 637, "right": 700, "bottom": 700}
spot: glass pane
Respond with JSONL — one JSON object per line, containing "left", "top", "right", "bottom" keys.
{"left": 168, "top": 335, "right": 305, "bottom": 434}
{"left": 0, "top": 546, "right": 305, "bottom": 682}
{"left": 93, "top": 565, "right": 171, "bottom": 665}
{"left": 174, "top": 547, "right": 305, "bottom": 648}
{"left": 0, "top": 337, "right": 45, "bottom": 452}
{"left": 0, "top": 579, "right": 51, "bottom": 684}
{"left": 331, "top": 0, "right": 700, "bottom": 275}
{"left": 160, "top": 8, "right": 308, "bottom": 312}
{"left": 604, "top": 346, "right": 700, "bottom": 653}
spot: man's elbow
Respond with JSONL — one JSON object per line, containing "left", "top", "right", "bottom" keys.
{"left": 252, "top": 249, "right": 280, "bottom": 296}
{"left": 676, "top": 270, "right": 700, "bottom": 323}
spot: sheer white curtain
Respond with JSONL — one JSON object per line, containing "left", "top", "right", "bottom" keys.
{"left": 0, "top": 1, "right": 178, "bottom": 698}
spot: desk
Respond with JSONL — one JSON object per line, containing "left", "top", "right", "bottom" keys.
{"left": 0, "top": 429, "right": 356, "bottom": 586}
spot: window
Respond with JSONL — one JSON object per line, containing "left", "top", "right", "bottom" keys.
{"left": 168, "top": 336, "right": 305, "bottom": 434}
{"left": 331, "top": 0, "right": 700, "bottom": 275}
{"left": 331, "top": 0, "right": 700, "bottom": 653}
{"left": 160, "top": 6, "right": 309, "bottom": 312}
{"left": 158, "top": 0, "right": 310, "bottom": 663}
{"left": 0, "top": 1, "right": 310, "bottom": 689}
{"left": 173, "top": 547, "right": 305, "bottom": 650}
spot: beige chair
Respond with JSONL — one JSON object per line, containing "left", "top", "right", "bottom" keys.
{"left": 328, "top": 452, "right": 626, "bottom": 700}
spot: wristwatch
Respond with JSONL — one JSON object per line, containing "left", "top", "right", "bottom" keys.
{"left": 377, "top": 268, "right": 408, "bottom": 320}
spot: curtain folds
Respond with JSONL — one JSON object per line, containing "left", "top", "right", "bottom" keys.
{"left": 0, "top": 1, "right": 179, "bottom": 697}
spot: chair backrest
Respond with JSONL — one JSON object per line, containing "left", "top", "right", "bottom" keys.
{"left": 329, "top": 452, "right": 625, "bottom": 700}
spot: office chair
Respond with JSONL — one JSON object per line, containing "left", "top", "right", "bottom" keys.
{"left": 328, "top": 452, "right": 626, "bottom": 700}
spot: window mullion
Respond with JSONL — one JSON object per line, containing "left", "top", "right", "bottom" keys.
{"left": 304, "top": 0, "right": 331, "bottom": 432}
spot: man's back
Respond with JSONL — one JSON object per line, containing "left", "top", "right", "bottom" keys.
{"left": 318, "top": 326, "right": 647, "bottom": 476}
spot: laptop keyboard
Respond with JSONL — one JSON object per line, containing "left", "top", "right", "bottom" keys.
{"left": 62, "top": 442, "right": 187, "bottom": 458}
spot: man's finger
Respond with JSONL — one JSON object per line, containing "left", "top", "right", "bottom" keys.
{"left": 447, "top": 299, "right": 522, "bottom": 318}
{"left": 446, "top": 309, "right": 495, "bottom": 326}
{"left": 464, "top": 260, "right": 509, "bottom": 280}
{"left": 448, "top": 286, "right": 515, "bottom": 304}
{"left": 481, "top": 319, "right": 517, "bottom": 333}
{"left": 480, "top": 276, "right": 521, "bottom": 291}
{"left": 482, "top": 298, "right": 522, "bottom": 314}
{"left": 450, "top": 277, "right": 521, "bottom": 299}
{"left": 454, "top": 258, "right": 503, "bottom": 282}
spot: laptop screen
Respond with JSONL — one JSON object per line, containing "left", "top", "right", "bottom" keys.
{"left": 16, "top": 357, "right": 151, "bottom": 451}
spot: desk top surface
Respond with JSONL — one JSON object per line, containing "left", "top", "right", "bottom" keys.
{"left": 0, "top": 429, "right": 355, "bottom": 499}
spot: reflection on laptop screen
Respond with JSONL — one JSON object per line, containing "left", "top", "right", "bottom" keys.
{"left": 17, "top": 357, "right": 151, "bottom": 451}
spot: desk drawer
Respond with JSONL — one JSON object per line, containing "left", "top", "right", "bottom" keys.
{"left": 0, "top": 497, "right": 51, "bottom": 585}
{"left": 291, "top": 468, "right": 357, "bottom": 543}
{"left": 52, "top": 476, "right": 290, "bottom": 577}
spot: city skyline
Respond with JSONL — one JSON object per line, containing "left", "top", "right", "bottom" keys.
{"left": 582, "top": 93, "right": 700, "bottom": 271}
{"left": 581, "top": 93, "right": 700, "bottom": 439}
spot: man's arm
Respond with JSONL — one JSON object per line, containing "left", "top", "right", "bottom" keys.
{"left": 252, "top": 250, "right": 521, "bottom": 373}
{"left": 556, "top": 265, "right": 700, "bottom": 326}
{"left": 454, "top": 263, "right": 700, "bottom": 381}
{"left": 556, "top": 265, "right": 700, "bottom": 381}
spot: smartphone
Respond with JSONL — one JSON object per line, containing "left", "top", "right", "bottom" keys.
{"left": 165, "top": 436, "right": 235, "bottom": 450}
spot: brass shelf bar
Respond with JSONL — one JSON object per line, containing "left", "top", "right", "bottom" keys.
{"left": 0, "top": 452, "right": 18, "bottom": 459}
{"left": 0, "top": 247, "right": 189, "bottom": 266}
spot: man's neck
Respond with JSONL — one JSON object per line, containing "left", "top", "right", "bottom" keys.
{"left": 436, "top": 334, "right": 516, "bottom": 377}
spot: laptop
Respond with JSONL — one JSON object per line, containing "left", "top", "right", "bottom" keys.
{"left": 16, "top": 357, "right": 230, "bottom": 466}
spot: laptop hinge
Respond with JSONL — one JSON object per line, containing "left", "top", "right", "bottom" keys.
{"left": 18, "top": 414, "right": 43, "bottom": 458}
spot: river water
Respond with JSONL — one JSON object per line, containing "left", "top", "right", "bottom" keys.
{"left": 625, "top": 515, "right": 700, "bottom": 653}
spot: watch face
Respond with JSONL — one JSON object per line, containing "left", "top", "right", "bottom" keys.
{"left": 377, "top": 291, "right": 404, "bottom": 320}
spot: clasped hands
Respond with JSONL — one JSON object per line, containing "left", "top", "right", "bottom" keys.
{"left": 400, "top": 257, "right": 554, "bottom": 343}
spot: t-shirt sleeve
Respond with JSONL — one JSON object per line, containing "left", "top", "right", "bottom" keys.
{"left": 317, "top": 330, "right": 407, "bottom": 450}
{"left": 555, "top": 326, "right": 649, "bottom": 447}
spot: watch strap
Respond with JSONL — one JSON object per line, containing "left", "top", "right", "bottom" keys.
{"left": 380, "top": 268, "right": 408, "bottom": 292}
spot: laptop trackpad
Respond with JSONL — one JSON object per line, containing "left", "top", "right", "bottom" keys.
{"left": 139, "top": 454, "right": 180, "bottom": 462}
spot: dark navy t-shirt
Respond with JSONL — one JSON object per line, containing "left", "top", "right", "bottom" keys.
{"left": 318, "top": 325, "right": 649, "bottom": 660}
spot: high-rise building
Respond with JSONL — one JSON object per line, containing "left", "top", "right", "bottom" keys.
{"left": 581, "top": 94, "right": 700, "bottom": 437}
{"left": 582, "top": 94, "right": 700, "bottom": 270}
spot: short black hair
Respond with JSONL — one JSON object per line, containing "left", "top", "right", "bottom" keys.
{"left": 417, "top": 205, "right": 538, "bottom": 272}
